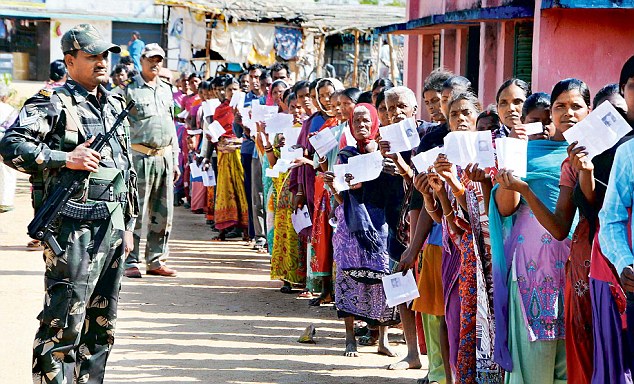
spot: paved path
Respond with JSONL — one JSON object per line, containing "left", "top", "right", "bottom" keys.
{"left": 0, "top": 174, "right": 426, "bottom": 383}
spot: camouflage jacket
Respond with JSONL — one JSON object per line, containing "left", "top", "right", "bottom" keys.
{"left": 0, "top": 78, "right": 139, "bottom": 230}
{"left": 116, "top": 74, "right": 179, "bottom": 166}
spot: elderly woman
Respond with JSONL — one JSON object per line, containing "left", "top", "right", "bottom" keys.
{"left": 419, "top": 92, "right": 498, "bottom": 382}
{"left": 408, "top": 69, "right": 454, "bottom": 384}
{"left": 324, "top": 103, "right": 398, "bottom": 358}
{"left": 376, "top": 86, "right": 424, "bottom": 370}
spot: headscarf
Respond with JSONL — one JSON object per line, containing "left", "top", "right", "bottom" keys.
{"left": 349, "top": 103, "right": 379, "bottom": 152}
{"left": 265, "top": 79, "right": 289, "bottom": 106}
{"left": 315, "top": 78, "right": 344, "bottom": 115}
{"left": 213, "top": 99, "right": 235, "bottom": 138}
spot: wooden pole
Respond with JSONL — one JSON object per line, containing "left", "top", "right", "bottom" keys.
{"left": 316, "top": 34, "right": 326, "bottom": 77}
{"left": 352, "top": 30, "right": 359, "bottom": 88}
{"left": 375, "top": 34, "right": 382, "bottom": 81}
{"left": 387, "top": 34, "right": 397, "bottom": 84}
{"left": 204, "top": 14, "right": 212, "bottom": 78}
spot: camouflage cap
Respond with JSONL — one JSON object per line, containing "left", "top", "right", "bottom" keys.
{"left": 141, "top": 43, "right": 165, "bottom": 59}
{"left": 61, "top": 24, "right": 121, "bottom": 55}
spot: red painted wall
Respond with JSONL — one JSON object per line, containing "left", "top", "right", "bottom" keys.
{"left": 402, "top": 1, "right": 634, "bottom": 114}
{"left": 533, "top": 8, "right": 634, "bottom": 96}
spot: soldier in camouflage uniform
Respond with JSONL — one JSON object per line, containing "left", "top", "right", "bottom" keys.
{"left": 0, "top": 24, "right": 138, "bottom": 383}
{"left": 117, "top": 43, "right": 180, "bottom": 278}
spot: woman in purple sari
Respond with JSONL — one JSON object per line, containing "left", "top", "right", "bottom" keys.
{"left": 491, "top": 80, "right": 586, "bottom": 384}
{"left": 323, "top": 103, "right": 398, "bottom": 358}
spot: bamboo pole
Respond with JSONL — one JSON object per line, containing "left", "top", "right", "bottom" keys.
{"left": 352, "top": 30, "right": 359, "bottom": 88}
{"left": 204, "top": 14, "right": 212, "bottom": 78}
{"left": 387, "top": 34, "right": 397, "bottom": 84}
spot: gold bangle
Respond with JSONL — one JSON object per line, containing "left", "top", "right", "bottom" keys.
{"left": 443, "top": 210, "right": 453, "bottom": 218}
{"left": 425, "top": 204, "right": 439, "bottom": 213}
{"left": 453, "top": 185, "right": 465, "bottom": 198}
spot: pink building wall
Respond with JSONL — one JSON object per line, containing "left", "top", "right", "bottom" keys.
{"left": 401, "top": 0, "right": 634, "bottom": 119}
{"left": 404, "top": 32, "right": 436, "bottom": 121}
{"left": 406, "top": 0, "right": 422, "bottom": 19}
{"left": 447, "top": 0, "right": 482, "bottom": 13}
{"left": 532, "top": 8, "right": 634, "bottom": 96}
{"left": 416, "top": 0, "right": 445, "bottom": 18}
{"left": 475, "top": 20, "right": 514, "bottom": 106}
{"left": 478, "top": 22, "right": 499, "bottom": 105}
{"left": 404, "top": 34, "right": 424, "bottom": 119}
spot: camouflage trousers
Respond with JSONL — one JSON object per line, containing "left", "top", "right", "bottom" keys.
{"left": 33, "top": 217, "right": 125, "bottom": 384}
{"left": 127, "top": 152, "right": 174, "bottom": 269}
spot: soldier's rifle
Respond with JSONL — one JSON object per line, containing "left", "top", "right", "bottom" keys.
{"left": 27, "top": 101, "right": 135, "bottom": 256}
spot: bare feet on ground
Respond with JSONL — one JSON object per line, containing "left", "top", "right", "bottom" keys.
{"left": 387, "top": 355, "right": 422, "bottom": 370}
{"left": 377, "top": 344, "right": 398, "bottom": 357}
{"left": 345, "top": 341, "right": 359, "bottom": 357}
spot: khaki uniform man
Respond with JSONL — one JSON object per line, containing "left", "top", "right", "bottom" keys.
{"left": 0, "top": 24, "right": 139, "bottom": 383}
{"left": 117, "top": 43, "right": 180, "bottom": 277}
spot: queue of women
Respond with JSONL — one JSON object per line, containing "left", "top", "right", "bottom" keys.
{"left": 173, "top": 55, "right": 634, "bottom": 384}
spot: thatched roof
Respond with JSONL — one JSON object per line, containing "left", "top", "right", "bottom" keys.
{"left": 155, "top": 0, "right": 406, "bottom": 34}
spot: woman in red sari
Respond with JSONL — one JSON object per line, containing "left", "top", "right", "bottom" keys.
{"left": 303, "top": 78, "right": 343, "bottom": 306}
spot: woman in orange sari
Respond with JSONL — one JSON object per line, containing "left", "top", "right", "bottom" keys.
{"left": 212, "top": 77, "right": 249, "bottom": 240}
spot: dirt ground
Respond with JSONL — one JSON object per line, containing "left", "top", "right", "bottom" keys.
{"left": 0, "top": 172, "right": 428, "bottom": 383}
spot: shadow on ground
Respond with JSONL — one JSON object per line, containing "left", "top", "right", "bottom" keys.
{"left": 106, "top": 205, "right": 425, "bottom": 384}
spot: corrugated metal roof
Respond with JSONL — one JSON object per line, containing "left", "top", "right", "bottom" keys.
{"left": 155, "top": 0, "right": 406, "bottom": 32}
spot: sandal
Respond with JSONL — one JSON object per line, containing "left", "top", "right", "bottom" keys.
{"left": 308, "top": 293, "right": 333, "bottom": 306}
{"left": 26, "top": 240, "right": 43, "bottom": 251}
{"left": 225, "top": 228, "right": 242, "bottom": 239}
{"left": 211, "top": 230, "right": 226, "bottom": 241}
{"left": 297, "top": 290, "right": 314, "bottom": 299}
{"left": 358, "top": 331, "right": 378, "bottom": 346}
{"left": 280, "top": 284, "right": 293, "bottom": 294}
{"left": 354, "top": 325, "right": 369, "bottom": 337}
{"left": 416, "top": 377, "right": 430, "bottom": 384}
